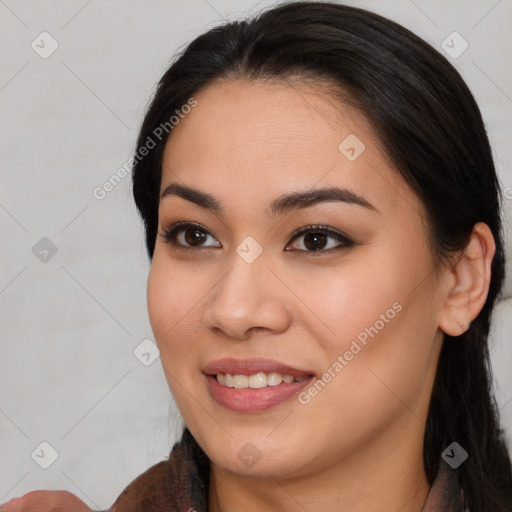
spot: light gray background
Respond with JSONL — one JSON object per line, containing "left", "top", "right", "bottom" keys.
{"left": 1, "top": 0, "right": 511, "bottom": 509}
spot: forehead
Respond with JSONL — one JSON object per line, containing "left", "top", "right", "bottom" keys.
{"left": 160, "top": 78, "right": 422, "bottom": 221}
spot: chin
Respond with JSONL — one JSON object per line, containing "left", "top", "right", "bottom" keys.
{"left": 213, "top": 452, "right": 308, "bottom": 479}
{"left": 201, "top": 432, "right": 313, "bottom": 479}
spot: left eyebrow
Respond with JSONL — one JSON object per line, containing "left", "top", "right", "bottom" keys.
{"left": 267, "top": 186, "right": 379, "bottom": 217}
{"left": 160, "top": 183, "right": 380, "bottom": 217}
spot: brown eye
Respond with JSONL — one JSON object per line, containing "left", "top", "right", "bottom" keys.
{"left": 286, "top": 225, "right": 355, "bottom": 255}
{"left": 303, "top": 232, "right": 328, "bottom": 251}
{"left": 159, "top": 222, "right": 221, "bottom": 248}
{"left": 183, "top": 227, "right": 207, "bottom": 246}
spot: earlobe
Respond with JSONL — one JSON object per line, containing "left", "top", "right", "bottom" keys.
{"left": 438, "top": 222, "right": 495, "bottom": 337}
{"left": 458, "top": 321, "right": 471, "bottom": 333}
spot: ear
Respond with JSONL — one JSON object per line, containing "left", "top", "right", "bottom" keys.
{"left": 438, "top": 222, "right": 496, "bottom": 337}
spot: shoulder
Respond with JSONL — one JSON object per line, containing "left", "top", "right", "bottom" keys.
{"left": 107, "top": 428, "right": 209, "bottom": 512}
{"left": 109, "top": 459, "right": 175, "bottom": 512}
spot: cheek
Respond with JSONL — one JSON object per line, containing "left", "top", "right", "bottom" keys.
{"left": 291, "top": 245, "right": 436, "bottom": 398}
{"left": 147, "top": 263, "right": 174, "bottom": 338}
{"left": 146, "top": 260, "right": 204, "bottom": 356}
{"left": 146, "top": 261, "right": 207, "bottom": 416}
{"left": 288, "top": 254, "right": 402, "bottom": 350}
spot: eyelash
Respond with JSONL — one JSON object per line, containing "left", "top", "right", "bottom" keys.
{"left": 158, "top": 221, "right": 355, "bottom": 257}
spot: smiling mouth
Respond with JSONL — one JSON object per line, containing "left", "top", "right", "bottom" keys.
{"left": 215, "top": 371, "right": 311, "bottom": 389}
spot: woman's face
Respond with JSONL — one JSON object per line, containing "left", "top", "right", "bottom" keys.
{"left": 147, "top": 78, "right": 446, "bottom": 479}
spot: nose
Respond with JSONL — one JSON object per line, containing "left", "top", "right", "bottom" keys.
{"left": 204, "top": 252, "right": 292, "bottom": 341}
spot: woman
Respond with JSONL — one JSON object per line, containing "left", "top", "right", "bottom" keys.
{"left": 3, "top": 1, "right": 511, "bottom": 510}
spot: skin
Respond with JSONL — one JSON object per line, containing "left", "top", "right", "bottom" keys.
{"left": 146, "top": 78, "right": 495, "bottom": 511}
{"left": 1, "top": 78, "right": 494, "bottom": 512}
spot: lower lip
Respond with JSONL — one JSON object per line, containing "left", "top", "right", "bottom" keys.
{"left": 205, "top": 374, "right": 314, "bottom": 412}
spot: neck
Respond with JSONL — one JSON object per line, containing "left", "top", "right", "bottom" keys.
{"left": 208, "top": 416, "right": 430, "bottom": 512}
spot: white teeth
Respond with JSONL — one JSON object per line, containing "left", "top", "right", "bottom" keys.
{"left": 248, "top": 372, "right": 267, "bottom": 389}
{"left": 267, "top": 372, "right": 283, "bottom": 386}
{"left": 233, "top": 375, "right": 249, "bottom": 388}
{"left": 224, "top": 373, "right": 234, "bottom": 387}
{"left": 215, "top": 372, "right": 308, "bottom": 388}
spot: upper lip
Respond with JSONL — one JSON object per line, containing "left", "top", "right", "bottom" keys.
{"left": 202, "top": 357, "right": 315, "bottom": 377}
